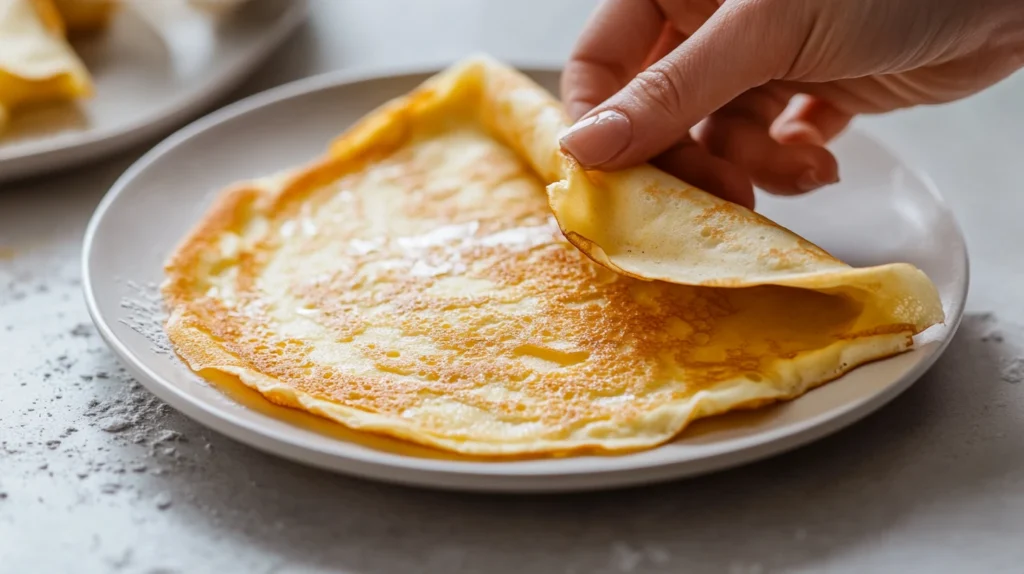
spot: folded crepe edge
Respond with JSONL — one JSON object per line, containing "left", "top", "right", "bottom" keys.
{"left": 161, "top": 53, "right": 945, "bottom": 457}
{"left": 468, "top": 54, "right": 945, "bottom": 333}
{"left": 0, "top": 0, "right": 93, "bottom": 100}
{"left": 319, "top": 54, "right": 942, "bottom": 331}
{"left": 318, "top": 54, "right": 945, "bottom": 335}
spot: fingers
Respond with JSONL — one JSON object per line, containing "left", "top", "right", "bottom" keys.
{"left": 655, "top": 0, "right": 721, "bottom": 37}
{"left": 776, "top": 77, "right": 916, "bottom": 116}
{"left": 695, "top": 86, "right": 839, "bottom": 195}
{"left": 560, "top": 0, "right": 666, "bottom": 121}
{"left": 560, "top": 0, "right": 806, "bottom": 169}
{"left": 642, "top": 22, "right": 687, "bottom": 69}
{"left": 560, "top": 0, "right": 839, "bottom": 201}
{"left": 771, "top": 94, "right": 853, "bottom": 146}
{"left": 653, "top": 137, "right": 755, "bottom": 209}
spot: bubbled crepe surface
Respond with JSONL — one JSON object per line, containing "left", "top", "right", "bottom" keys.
{"left": 162, "top": 56, "right": 944, "bottom": 456}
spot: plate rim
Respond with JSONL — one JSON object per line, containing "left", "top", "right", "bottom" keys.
{"left": 0, "top": 0, "right": 309, "bottom": 183}
{"left": 82, "top": 62, "right": 970, "bottom": 493}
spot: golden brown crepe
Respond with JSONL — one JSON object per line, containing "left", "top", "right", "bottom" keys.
{"left": 162, "top": 56, "right": 943, "bottom": 457}
{"left": 0, "top": 0, "right": 92, "bottom": 132}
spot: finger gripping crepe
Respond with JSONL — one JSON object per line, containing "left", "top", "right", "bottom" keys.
{"left": 163, "top": 56, "right": 944, "bottom": 457}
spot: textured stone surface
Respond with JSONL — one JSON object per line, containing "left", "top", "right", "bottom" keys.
{"left": 2, "top": 1, "right": 1024, "bottom": 572}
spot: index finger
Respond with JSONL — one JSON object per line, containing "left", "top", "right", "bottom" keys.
{"left": 560, "top": 0, "right": 666, "bottom": 121}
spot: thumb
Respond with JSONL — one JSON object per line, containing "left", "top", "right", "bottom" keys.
{"left": 560, "top": 0, "right": 807, "bottom": 170}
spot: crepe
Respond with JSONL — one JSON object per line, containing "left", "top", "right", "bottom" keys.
{"left": 163, "top": 56, "right": 943, "bottom": 456}
{"left": 0, "top": 0, "right": 92, "bottom": 132}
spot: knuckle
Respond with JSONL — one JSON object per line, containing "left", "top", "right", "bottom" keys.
{"left": 631, "top": 65, "right": 687, "bottom": 123}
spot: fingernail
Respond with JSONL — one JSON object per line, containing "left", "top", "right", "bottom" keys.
{"left": 796, "top": 170, "right": 838, "bottom": 192}
{"left": 559, "top": 110, "right": 632, "bottom": 167}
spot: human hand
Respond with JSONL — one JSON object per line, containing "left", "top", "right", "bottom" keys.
{"left": 560, "top": 0, "right": 1024, "bottom": 208}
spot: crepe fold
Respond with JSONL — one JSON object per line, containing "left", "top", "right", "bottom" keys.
{"left": 163, "top": 55, "right": 943, "bottom": 457}
{"left": 365, "top": 56, "right": 943, "bottom": 330}
{"left": 0, "top": 0, "right": 92, "bottom": 131}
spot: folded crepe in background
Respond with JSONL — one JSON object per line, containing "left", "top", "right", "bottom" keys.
{"left": 0, "top": 0, "right": 92, "bottom": 132}
{"left": 163, "top": 56, "right": 943, "bottom": 457}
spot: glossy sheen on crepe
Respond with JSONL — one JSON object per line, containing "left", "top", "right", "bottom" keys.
{"left": 0, "top": 0, "right": 92, "bottom": 132}
{"left": 163, "top": 56, "right": 944, "bottom": 456}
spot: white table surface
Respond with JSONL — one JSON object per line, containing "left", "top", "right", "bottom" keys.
{"left": 2, "top": 1, "right": 1023, "bottom": 572}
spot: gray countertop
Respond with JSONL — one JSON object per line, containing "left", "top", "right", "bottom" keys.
{"left": 2, "top": 1, "right": 1023, "bottom": 572}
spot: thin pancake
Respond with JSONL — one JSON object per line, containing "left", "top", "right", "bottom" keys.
{"left": 163, "top": 56, "right": 943, "bottom": 457}
{"left": 0, "top": 0, "right": 92, "bottom": 132}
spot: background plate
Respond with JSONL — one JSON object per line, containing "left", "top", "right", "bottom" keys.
{"left": 0, "top": 0, "right": 306, "bottom": 183}
{"left": 83, "top": 66, "right": 968, "bottom": 493}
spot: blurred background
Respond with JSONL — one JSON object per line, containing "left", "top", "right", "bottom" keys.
{"left": 2, "top": 1, "right": 1024, "bottom": 573}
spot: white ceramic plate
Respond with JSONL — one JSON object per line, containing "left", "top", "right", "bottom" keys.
{"left": 83, "top": 66, "right": 968, "bottom": 493}
{"left": 0, "top": 0, "right": 306, "bottom": 183}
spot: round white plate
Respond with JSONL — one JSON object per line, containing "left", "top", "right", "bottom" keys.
{"left": 0, "top": 0, "right": 306, "bottom": 183}
{"left": 83, "top": 66, "right": 969, "bottom": 493}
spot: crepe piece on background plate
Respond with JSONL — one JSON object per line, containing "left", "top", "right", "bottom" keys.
{"left": 0, "top": 0, "right": 92, "bottom": 132}
{"left": 163, "top": 55, "right": 943, "bottom": 457}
